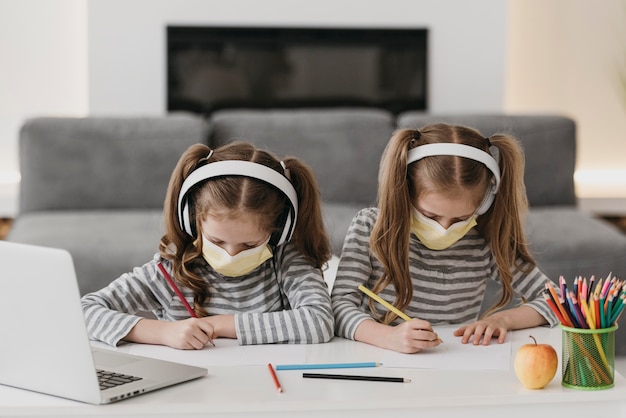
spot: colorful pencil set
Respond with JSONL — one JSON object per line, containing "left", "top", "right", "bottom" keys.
{"left": 544, "top": 274, "right": 625, "bottom": 330}
{"left": 544, "top": 274, "right": 623, "bottom": 389}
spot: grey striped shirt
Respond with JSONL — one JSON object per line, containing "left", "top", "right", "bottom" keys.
{"left": 331, "top": 207, "right": 558, "bottom": 339}
{"left": 81, "top": 243, "right": 334, "bottom": 346}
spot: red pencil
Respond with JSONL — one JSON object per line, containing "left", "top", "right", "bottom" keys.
{"left": 268, "top": 363, "right": 283, "bottom": 393}
{"left": 157, "top": 261, "right": 197, "bottom": 318}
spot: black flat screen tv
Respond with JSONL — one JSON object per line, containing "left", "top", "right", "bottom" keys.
{"left": 167, "top": 26, "right": 427, "bottom": 115}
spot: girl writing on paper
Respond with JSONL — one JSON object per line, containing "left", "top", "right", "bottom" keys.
{"left": 81, "top": 141, "right": 334, "bottom": 349}
{"left": 331, "top": 124, "right": 558, "bottom": 353}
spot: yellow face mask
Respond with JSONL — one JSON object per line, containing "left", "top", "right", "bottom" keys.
{"left": 201, "top": 235, "right": 273, "bottom": 277}
{"left": 410, "top": 207, "right": 477, "bottom": 250}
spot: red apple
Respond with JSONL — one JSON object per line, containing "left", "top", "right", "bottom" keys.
{"left": 514, "top": 335, "right": 558, "bottom": 389}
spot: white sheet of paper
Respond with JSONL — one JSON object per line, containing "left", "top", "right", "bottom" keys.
{"left": 127, "top": 339, "right": 306, "bottom": 368}
{"left": 380, "top": 325, "right": 512, "bottom": 371}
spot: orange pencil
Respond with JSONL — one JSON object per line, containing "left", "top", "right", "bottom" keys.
{"left": 543, "top": 292, "right": 568, "bottom": 325}
{"left": 267, "top": 363, "right": 283, "bottom": 393}
{"left": 545, "top": 282, "right": 573, "bottom": 327}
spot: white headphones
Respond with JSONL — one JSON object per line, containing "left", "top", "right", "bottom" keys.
{"left": 177, "top": 160, "right": 298, "bottom": 246}
{"left": 407, "top": 143, "right": 501, "bottom": 215}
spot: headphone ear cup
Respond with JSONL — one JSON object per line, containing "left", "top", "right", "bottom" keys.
{"left": 178, "top": 193, "right": 196, "bottom": 237}
{"left": 475, "top": 180, "right": 497, "bottom": 215}
{"left": 269, "top": 205, "right": 295, "bottom": 246}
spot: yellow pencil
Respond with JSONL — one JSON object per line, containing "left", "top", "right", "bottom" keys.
{"left": 357, "top": 284, "right": 443, "bottom": 343}
{"left": 358, "top": 284, "right": 411, "bottom": 321}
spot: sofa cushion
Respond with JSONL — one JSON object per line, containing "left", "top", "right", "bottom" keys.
{"left": 322, "top": 202, "right": 363, "bottom": 255}
{"left": 525, "top": 207, "right": 626, "bottom": 282}
{"left": 7, "top": 210, "right": 164, "bottom": 295}
{"left": 18, "top": 114, "right": 209, "bottom": 213}
{"left": 396, "top": 113, "right": 576, "bottom": 207}
{"left": 209, "top": 109, "right": 395, "bottom": 206}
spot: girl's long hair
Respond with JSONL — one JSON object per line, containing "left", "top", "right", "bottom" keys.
{"left": 370, "top": 125, "right": 535, "bottom": 323}
{"left": 159, "top": 141, "right": 331, "bottom": 317}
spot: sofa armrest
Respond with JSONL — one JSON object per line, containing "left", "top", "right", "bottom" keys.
{"left": 396, "top": 113, "right": 577, "bottom": 207}
{"left": 18, "top": 114, "right": 210, "bottom": 213}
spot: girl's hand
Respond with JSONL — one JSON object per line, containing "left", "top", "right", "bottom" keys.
{"left": 386, "top": 319, "right": 442, "bottom": 353}
{"left": 158, "top": 318, "right": 217, "bottom": 350}
{"left": 453, "top": 305, "right": 548, "bottom": 345}
{"left": 453, "top": 318, "right": 508, "bottom": 345}
{"left": 355, "top": 318, "right": 441, "bottom": 354}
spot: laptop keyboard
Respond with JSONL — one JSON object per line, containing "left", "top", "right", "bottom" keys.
{"left": 97, "top": 369, "right": 143, "bottom": 391}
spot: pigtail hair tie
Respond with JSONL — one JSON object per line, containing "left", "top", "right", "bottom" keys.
{"left": 485, "top": 137, "right": 492, "bottom": 148}
{"left": 280, "top": 160, "right": 291, "bottom": 180}
{"left": 198, "top": 149, "right": 214, "bottom": 165}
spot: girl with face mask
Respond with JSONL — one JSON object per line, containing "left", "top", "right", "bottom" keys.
{"left": 81, "top": 142, "right": 334, "bottom": 349}
{"left": 331, "top": 124, "right": 558, "bottom": 354}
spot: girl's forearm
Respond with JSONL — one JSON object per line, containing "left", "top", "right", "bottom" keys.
{"left": 205, "top": 314, "right": 237, "bottom": 338}
{"left": 489, "top": 305, "right": 548, "bottom": 330}
{"left": 354, "top": 319, "right": 393, "bottom": 349}
{"left": 124, "top": 318, "right": 170, "bottom": 345}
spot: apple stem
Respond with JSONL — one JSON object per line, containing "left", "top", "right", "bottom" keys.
{"left": 529, "top": 335, "right": 537, "bottom": 345}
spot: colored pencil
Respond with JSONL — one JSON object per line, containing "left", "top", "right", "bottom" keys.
{"left": 543, "top": 291, "right": 568, "bottom": 325}
{"left": 565, "top": 291, "right": 581, "bottom": 328}
{"left": 569, "top": 292, "right": 587, "bottom": 329}
{"left": 268, "top": 363, "right": 283, "bottom": 393}
{"left": 610, "top": 294, "right": 626, "bottom": 325}
{"left": 358, "top": 284, "right": 411, "bottom": 321}
{"left": 157, "top": 261, "right": 214, "bottom": 347}
{"left": 157, "top": 261, "right": 197, "bottom": 318}
{"left": 276, "top": 362, "right": 381, "bottom": 371}
{"left": 302, "top": 373, "right": 411, "bottom": 383}
{"left": 594, "top": 294, "right": 601, "bottom": 329}
{"left": 588, "top": 276, "right": 595, "bottom": 299}
{"left": 545, "top": 282, "right": 574, "bottom": 327}
{"left": 358, "top": 284, "right": 443, "bottom": 343}
{"left": 601, "top": 274, "right": 612, "bottom": 299}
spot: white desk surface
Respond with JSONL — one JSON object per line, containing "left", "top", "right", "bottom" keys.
{"left": 1, "top": 326, "right": 625, "bottom": 418}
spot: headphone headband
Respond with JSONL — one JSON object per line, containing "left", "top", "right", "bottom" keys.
{"left": 177, "top": 160, "right": 298, "bottom": 245}
{"left": 407, "top": 143, "right": 501, "bottom": 215}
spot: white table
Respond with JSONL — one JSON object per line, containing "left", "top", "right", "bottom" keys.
{"left": 0, "top": 326, "right": 625, "bottom": 417}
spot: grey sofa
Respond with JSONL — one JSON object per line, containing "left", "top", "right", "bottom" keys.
{"left": 7, "top": 110, "right": 626, "bottom": 353}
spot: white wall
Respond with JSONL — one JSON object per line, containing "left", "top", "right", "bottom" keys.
{"left": 506, "top": 0, "right": 626, "bottom": 198}
{"left": 0, "top": 0, "right": 87, "bottom": 215}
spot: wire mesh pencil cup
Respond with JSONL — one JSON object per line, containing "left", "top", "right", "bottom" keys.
{"left": 561, "top": 324, "right": 617, "bottom": 390}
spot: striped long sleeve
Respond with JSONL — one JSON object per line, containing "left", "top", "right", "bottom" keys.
{"left": 81, "top": 243, "right": 333, "bottom": 346}
{"left": 331, "top": 207, "right": 557, "bottom": 340}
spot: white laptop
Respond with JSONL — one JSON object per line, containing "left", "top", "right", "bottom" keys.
{"left": 0, "top": 240, "right": 207, "bottom": 404}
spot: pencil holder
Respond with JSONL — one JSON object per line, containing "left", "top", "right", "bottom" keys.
{"left": 561, "top": 324, "right": 617, "bottom": 390}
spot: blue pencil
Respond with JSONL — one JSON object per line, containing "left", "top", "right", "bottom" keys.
{"left": 275, "top": 362, "right": 381, "bottom": 371}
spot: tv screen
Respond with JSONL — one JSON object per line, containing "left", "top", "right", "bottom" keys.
{"left": 167, "top": 26, "right": 428, "bottom": 115}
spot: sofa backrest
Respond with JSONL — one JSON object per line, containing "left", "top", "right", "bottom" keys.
{"left": 396, "top": 113, "right": 577, "bottom": 207}
{"left": 18, "top": 114, "right": 209, "bottom": 213}
{"left": 209, "top": 109, "right": 395, "bottom": 206}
